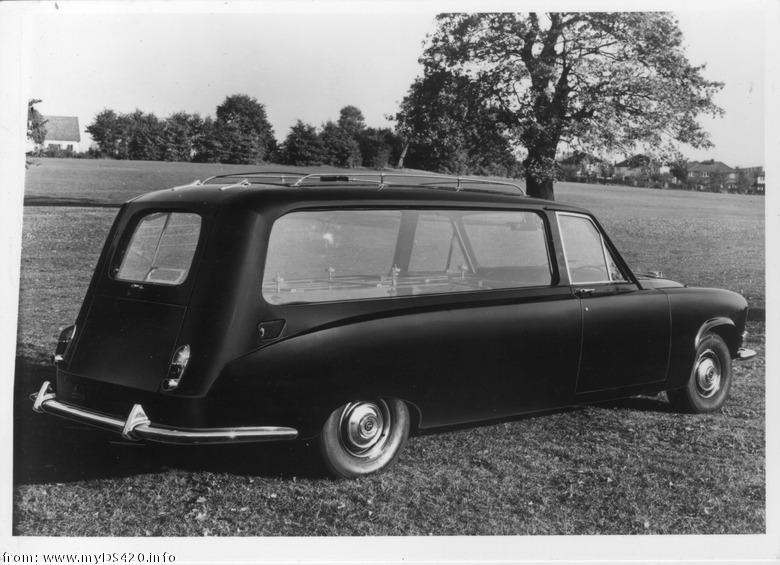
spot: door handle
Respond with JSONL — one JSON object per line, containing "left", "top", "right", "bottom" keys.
{"left": 574, "top": 288, "right": 596, "bottom": 297}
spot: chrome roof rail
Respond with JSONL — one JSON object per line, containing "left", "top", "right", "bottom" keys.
{"left": 202, "top": 171, "right": 309, "bottom": 185}
{"left": 291, "top": 173, "right": 385, "bottom": 188}
{"left": 170, "top": 179, "right": 203, "bottom": 191}
{"left": 291, "top": 172, "right": 526, "bottom": 195}
{"left": 199, "top": 171, "right": 526, "bottom": 196}
{"left": 218, "top": 179, "right": 252, "bottom": 191}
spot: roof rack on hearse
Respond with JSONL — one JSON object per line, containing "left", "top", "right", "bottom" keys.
{"left": 199, "top": 171, "right": 526, "bottom": 196}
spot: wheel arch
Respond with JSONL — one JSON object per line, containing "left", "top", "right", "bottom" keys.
{"left": 695, "top": 317, "right": 739, "bottom": 356}
{"left": 401, "top": 398, "right": 423, "bottom": 434}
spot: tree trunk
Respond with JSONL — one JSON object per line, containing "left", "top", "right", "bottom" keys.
{"left": 524, "top": 174, "right": 555, "bottom": 200}
{"left": 522, "top": 148, "right": 557, "bottom": 200}
{"left": 396, "top": 141, "right": 409, "bottom": 169}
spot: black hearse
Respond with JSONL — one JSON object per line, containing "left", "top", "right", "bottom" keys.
{"left": 33, "top": 172, "right": 756, "bottom": 477}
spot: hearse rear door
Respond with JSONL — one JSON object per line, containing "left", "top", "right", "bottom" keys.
{"left": 67, "top": 207, "right": 208, "bottom": 393}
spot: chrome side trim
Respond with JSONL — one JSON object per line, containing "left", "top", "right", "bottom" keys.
{"left": 31, "top": 381, "right": 299, "bottom": 445}
{"left": 735, "top": 347, "right": 757, "bottom": 361}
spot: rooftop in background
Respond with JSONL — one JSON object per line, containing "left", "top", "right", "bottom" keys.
{"left": 614, "top": 155, "right": 656, "bottom": 169}
{"left": 688, "top": 160, "right": 734, "bottom": 173}
{"left": 42, "top": 116, "right": 81, "bottom": 142}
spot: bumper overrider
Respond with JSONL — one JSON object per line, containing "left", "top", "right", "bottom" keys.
{"left": 736, "top": 347, "right": 757, "bottom": 360}
{"left": 31, "top": 381, "right": 299, "bottom": 445}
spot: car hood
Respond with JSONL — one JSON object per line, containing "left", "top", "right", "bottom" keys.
{"left": 636, "top": 275, "right": 685, "bottom": 289}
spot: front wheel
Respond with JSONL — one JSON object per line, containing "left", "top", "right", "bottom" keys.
{"left": 319, "top": 398, "right": 409, "bottom": 478}
{"left": 668, "top": 333, "right": 732, "bottom": 413}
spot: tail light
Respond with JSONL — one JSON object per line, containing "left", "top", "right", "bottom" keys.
{"left": 53, "top": 325, "right": 76, "bottom": 365}
{"left": 162, "top": 344, "right": 190, "bottom": 391}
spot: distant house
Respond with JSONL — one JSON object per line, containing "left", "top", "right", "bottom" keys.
{"left": 557, "top": 151, "right": 613, "bottom": 180}
{"left": 614, "top": 154, "right": 670, "bottom": 181}
{"left": 41, "top": 115, "right": 81, "bottom": 152}
{"left": 687, "top": 160, "right": 736, "bottom": 190}
{"left": 736, "top": 165, "right": 765, "bottom": 194}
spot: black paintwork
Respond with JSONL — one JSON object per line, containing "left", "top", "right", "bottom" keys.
{"left": 52, "top": 182, "right": 750, "bottom": 439}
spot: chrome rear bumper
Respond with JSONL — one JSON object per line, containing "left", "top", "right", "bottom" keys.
{"left": 31, "top": 381, "right": 298, "bottom": 444}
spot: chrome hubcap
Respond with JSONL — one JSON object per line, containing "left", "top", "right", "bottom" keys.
{"left": 339, "top": 400, "right": 390, "bottom": 458}
{"left": 695, "top": 350, "right": 722, "bottom": 398}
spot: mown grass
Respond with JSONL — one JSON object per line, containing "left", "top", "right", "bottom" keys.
{"left": 13, "top": 160, "right": 766, "bottom": 536}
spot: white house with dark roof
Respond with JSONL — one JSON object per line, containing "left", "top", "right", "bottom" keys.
{"left": 687, "top": 160, "right": 737, "bottom": 190}
{"left": 613, "top": 154, "right": 670, "bottom": 179}
{"left": 42, "top": 115, "right": 81, "bottom": 152}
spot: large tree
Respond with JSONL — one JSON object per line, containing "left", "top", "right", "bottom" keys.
{"left": 395, "top": 69, "right": 522, "bottom": 177}
{"left": 279, "top": 120, "right": 325, "bottom": 166}
{"left": 337, "top": 105, "right": 366, "bottom": 138}
{"left": 86, "top": 109, "right": 123, "bottom": 157}
{"left": 400, "top": 12, "right": 723, "bottom": 199}
{"left": 160, "top": 112, "right": 204, "bottom": 162}
{"left": 215, "top": 94, "right": 276, "bottom": 164}
{"left": 125, "top": 110, "right": 165, "bottom": 161}
{"left": 320, "top": 120, "right": 361, "bottom": 168}
{"left": 357, "top": 127, "right": 404, "bottom": 169}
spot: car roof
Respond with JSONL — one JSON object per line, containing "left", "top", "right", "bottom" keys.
{"left": 128, "top": 176, "right": 591, "bottom": 215}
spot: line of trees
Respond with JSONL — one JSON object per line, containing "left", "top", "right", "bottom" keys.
{"left": 84, "top": 96, "right": 406, "bottom": 169}
{"left": 277, "top": 106, "right": 405, "bottom": 169}
{"left": 86, "top": 95, "right": 276, "bottom": 164}
{"left": 80, "top": 94, "right": 522, "bottom": 175}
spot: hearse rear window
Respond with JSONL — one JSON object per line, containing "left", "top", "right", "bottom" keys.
{"left": 115, "top": 212, "right": 202, "bottom": 286}
{"left": 263, "top": 209, "right": 551, "bottom": 304}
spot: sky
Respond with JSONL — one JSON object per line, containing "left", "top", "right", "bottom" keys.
{"left": 23, "top": 5, "right": 766, "bottom": 167}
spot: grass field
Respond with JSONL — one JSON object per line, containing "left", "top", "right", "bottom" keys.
{"left": 13, "top": 158, "right": 766, "bottom": 536}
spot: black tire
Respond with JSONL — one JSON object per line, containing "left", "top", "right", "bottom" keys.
{"left": 668, "top": 333, "right": 732, "bottom": 413}
{"left": 319, "top": 398, "right": 409, "bottom": 478}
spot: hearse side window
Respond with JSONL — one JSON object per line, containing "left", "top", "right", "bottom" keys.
{"left": 461, "top": 212, "right": 550, "bottom": 268}
{"left": 263, "top": 209, "right": 553, "bottom": 305}
{"left": 408, "top": 213, "right": 468, "bottom": 273}
{"left": 557, "top": 212, "right": 627, "bottom": 284}
{"left": 115, "top": 212, "right": 202, "bottom": 286}
{"left": 263, "top": 211, "right": 402, "bottom": 304}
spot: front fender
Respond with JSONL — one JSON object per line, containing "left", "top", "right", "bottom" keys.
{"left": 665, "top": 287, "right": 748, "bottom": 390}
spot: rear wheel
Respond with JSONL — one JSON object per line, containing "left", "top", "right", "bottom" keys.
{"left": 668, "top": 333, "right": 732, "bottom": 413}
{"left": 319, "top": 398, "right": 409, "bottom": 478}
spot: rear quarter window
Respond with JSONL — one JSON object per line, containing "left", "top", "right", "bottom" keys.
{"left": 115, "top": 212, "right": 202, "bottom": 286}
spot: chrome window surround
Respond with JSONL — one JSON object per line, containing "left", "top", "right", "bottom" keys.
{"left": 556, "top": 211, "right": 626, "bottom": 286}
